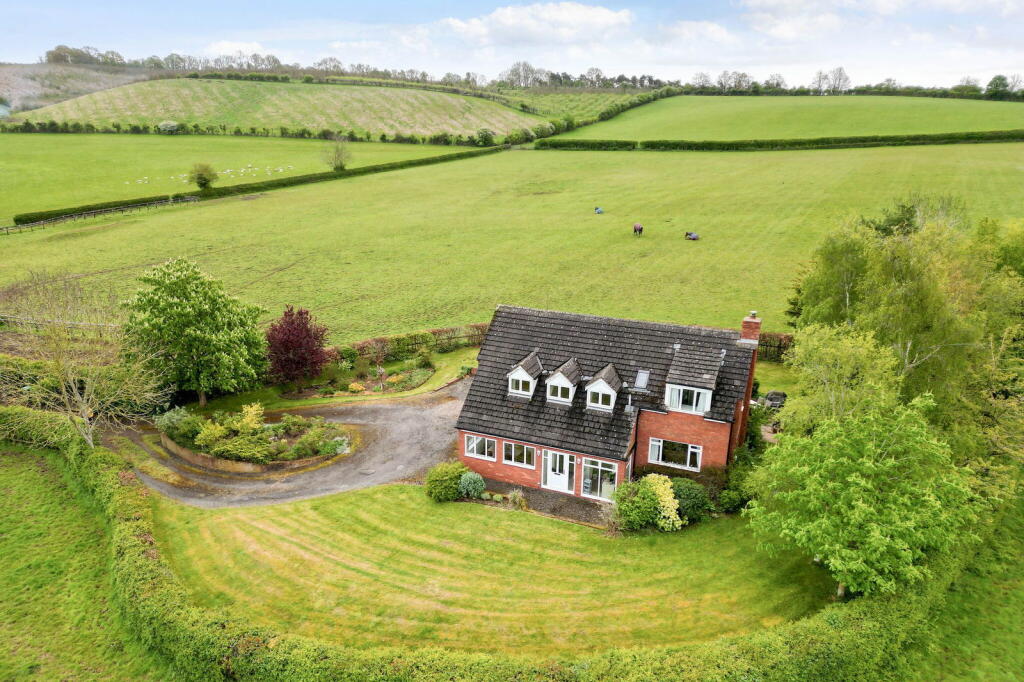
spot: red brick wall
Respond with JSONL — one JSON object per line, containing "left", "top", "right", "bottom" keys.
{"left": 634, "top": 410, "right": 732, "bottom": 472}
{"left": 457, "top": 429, "right": 627, "bottom": 499}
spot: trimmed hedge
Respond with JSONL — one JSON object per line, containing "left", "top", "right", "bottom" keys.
{"left": 0, "top": 403, "right": 1007, "bottom": 681}
{"left": 535, "top": 138, "right": 637, "bottom": 150}
{"left": 537, "top": 129, "right": 1024, "bottom": 153}
{"left": 349, "top": 322, "right": 489, "bottom": 362}
{"left": 13, "top": 195, "right": 186, "bottom": 225}
{"left": 11, "top": 147, "right": 504, "bottom": 225}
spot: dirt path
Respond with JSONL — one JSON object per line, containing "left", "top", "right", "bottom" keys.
{"left": 128, "top": 379, "right": 469, "bottom": 508}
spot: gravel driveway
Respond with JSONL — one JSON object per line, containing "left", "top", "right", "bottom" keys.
{"left": 133, "top": 379, "right": 468, "bottom": 508}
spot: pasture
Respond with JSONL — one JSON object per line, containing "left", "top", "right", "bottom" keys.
{"left": 0, "top": 134, "right": 454, "bottom": 222}
{"left": 558, "top": 95, "right": 1024, "bottom": 141}
{"left": 152, "top": 484, "right": 832, "bottom": 656}
{"left": 17, "top": 78, "right": 543, "bottom": 137}
{"left": 0, "top": 449, "right": 165, "bottom": 679}
{"left": 2, "top": 143, "right": 1024, "bottom": 341}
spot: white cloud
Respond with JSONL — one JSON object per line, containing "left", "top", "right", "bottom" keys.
{"left": 663, "top": 20, "right": 737, "bottom": 44}
{"left": 440, "top": 2, "right": 634, "bottom": 46}
{"left": 203, "top": 40, "right": 267, "bottom": 56}
{"left": 744, "top": 10, "right": 843, "bottom": 39}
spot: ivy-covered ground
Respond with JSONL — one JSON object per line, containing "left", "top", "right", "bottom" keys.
{"left": 0, "top": 448, "right": 166, "bottom": 679}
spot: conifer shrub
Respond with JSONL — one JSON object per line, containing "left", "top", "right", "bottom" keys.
{"left": 425, "top": 461, "right": 468, "bottom": 502}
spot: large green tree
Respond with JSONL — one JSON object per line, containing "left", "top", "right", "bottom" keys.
{"left": 746, "top": 397, "right": 976, "bottom": 597}
{"left": 779, "top": 324, "right": 901, "bottom": 434}
{"left": 124, "top": 258, "right": 266, "bottom": 405}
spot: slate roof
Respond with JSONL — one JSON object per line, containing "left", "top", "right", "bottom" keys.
{"left": 589, "top": 363, "right": 623, "bottom": 392}
{"left": 551, "top": 357, "right": 581, "bottom": 384}
{"left": 509, "top": 349, "right": 543, "bottom": 378}
{"left": 456, "top": 306, "right": 755, "bottom": 461}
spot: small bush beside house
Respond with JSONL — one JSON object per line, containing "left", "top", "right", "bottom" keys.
{"left": 672, "top": 477, "right": 713, "bottom": 523}
{"left": 457, "top": 471, "right": 485, "bottom": 499}
{"left": 425, "top": 461, "right": 468, "bottom": 502}
{"left": 615, "top": 474, "right": 684, "bottom": 531}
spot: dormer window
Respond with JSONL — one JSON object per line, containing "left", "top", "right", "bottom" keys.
{"left": 546, "top": 357, "right": 580, "bottom": 405}
{"left": 586, "top": 363, "right": 621, "bottom": 412}
{"left": 509, "top": 376, "right": 532, "bottom": 395}
{"left": 588, "top": 388, "right": 614, "bottom": 410}
{"left": 507, "top": 350, "right": 542, "bottom": 399}
{"left": 666, "top": 384, "right": 712, "bottom": 414}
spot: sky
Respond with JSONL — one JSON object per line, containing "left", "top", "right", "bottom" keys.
{"left": 5, "top": 1, "right": 1024, "bottom": 87}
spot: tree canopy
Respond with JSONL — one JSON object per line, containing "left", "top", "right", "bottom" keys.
{"left": 124, "top": 258, "right": 266, "bottom": 405}
{"left": 746, "top": 397, "right": 976, "bottom": 596}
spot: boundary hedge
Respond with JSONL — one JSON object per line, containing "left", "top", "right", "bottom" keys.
{"left": 12, "top": 146, "right": 505, "bottom": 225}
{"left": 537, "top": 129, "right": 1024, "bottom": 152}
{"left": 0, "top": 403, "right": 1003, "bottom": 681}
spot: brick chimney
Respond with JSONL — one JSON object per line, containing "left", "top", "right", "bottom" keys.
{"left": 741, "top": 311, "right": 761, "bottom": 341}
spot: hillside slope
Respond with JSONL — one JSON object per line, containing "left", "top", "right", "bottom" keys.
{"left": 19, "top": 78, "right": 544, "bottom": 137}
{"left": 0, "top": 63, "right": 153, "bottom": 112}
{"left": 559, "top": 95, "right": 1024, "bottom": 140}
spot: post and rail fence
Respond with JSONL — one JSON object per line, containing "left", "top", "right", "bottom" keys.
{"left": 1, "top": 197, "right": 200, "bottom": 236}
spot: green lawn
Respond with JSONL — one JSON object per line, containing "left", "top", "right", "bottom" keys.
{"left": 905, "top": 490, "right": 1024, "bottom": 681}
{"left": 152, "top": 484, "right": 833, "bottom": 656}
{"left": 756, "top": 361, "right": 798, "bottom": 396}
{"left": 0, "top": 134, "right": 455, "bottom": 222}
{"left": 0, "top": 448, "right": 166, "bottom": 679}
{"left": 18, "top": 78, "right": 542, "bottom": 138}
{"left": 3, "top": 144, "right": 1023, "bottom": 343}
{"left": 558, "top": 95, "right": 1024, "bottom": 141}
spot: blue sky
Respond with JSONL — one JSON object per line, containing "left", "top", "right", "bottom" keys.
{"left": 6, "top": 1, "right": 1023, "bottom": 86}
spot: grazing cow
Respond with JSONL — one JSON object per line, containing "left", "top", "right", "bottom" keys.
{"left": 633, "top": 223, "right": 644, "bottom": 237}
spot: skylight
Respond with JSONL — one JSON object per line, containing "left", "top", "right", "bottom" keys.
{"left": 635, "top": 370, "right": 650, "bottom": 390}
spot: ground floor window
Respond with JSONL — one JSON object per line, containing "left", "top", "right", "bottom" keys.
{"left": 503, "top": 442, "right": 536, "bottom": 468}
{"left": 465, "top": 434, "right": 496, "bottom": 461}
{"left": 581, "top": 458, "right": 617, "bottom": 501}
{"left": 649, "top": 438, "right": 701, "bottom": 471}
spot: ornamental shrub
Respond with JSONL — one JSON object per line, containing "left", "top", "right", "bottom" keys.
{"left": 458, "top": 471, "right": 485, "bottom": 499}
{"left": 194, "top": 420, "right": 228, "bottom": 450}
{"left": 648, "top": 474, "right": 683, "bottom": 531}
{"left": 671, "top": 477, "right": 713, "bottom": 524}
{"left": 613, "top": 478, "right": 661, "bottom": 530}
{"left": 416, "top": 347, "right": 434, "bottom": 369}
{"left": 209, "top": 435, "right": 271, "bottom": 463}
{"left": 347, "top": 382, "right": 365, "bottom": 393}
{"left": 425, "top": 461, "right": 468, "bottom": 502}
{"left": 718, "top": 488, "right": 748, "bottom": 513}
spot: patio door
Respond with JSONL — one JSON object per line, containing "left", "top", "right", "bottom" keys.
{"left": 542, "top": 450, "right": 575, "bottom": 494}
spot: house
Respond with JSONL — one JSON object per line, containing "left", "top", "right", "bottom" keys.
{"left": 455, "top": 306, "right": 760, "bottom": 503}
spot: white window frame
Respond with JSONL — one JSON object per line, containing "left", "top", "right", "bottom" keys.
{"left": 541, "top": 450, "right": 576, "bottom": 493}
{"left": 464, "top": 434, "right": 496, "bottom": 461}
{"left": 507, "top": 366, "right": 535, "bottom": 398}
{"left": 502, "top": 442, "right": 536, "bottom": 469}
{"left": 648, "top": 437, "right": 702, "bottom": 472}
{"left": 665, "top": 384, "right": 712, "bottom": 414}
{"left": 546, "top": 373, "right": 575, "bottom": 404}
{"left": 581, "top": 458, "right": 618, "bottom": 501}
{"left": 585, "top": 378, "right": 616, "bottom": 412}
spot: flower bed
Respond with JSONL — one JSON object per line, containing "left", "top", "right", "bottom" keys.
{"left": 155, "top": 403, "right": 351, "bottom": 465}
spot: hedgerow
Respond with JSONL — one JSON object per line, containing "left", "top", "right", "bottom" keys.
{"left": 534, "top": 138, "right": 638, "bottom": 150}
{"left": 11, "top": 147, "right": 505, "bottom": 225}
{"left": 0, "top": 403, "right": 1007, "bottom": 681}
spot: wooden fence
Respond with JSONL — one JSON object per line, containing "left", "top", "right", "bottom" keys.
{"left": 1, "top": 197, "right": 199, "bottom": 236}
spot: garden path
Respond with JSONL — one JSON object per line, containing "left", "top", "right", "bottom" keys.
{"left": 124, "top": 378, "right": 469, "bottom": 508}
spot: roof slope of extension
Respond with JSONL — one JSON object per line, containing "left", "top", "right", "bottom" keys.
{"left": 456, "top": 305, "right": 755, "bottom": 461}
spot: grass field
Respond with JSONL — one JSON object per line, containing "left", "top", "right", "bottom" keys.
{"left": 0, "top": 134, "right": 456, "bottom": 222}
{"left": 18, "top": 78, "right": 543, "bottom": 138}
{"left": 502, "top": 88, "right": 639, "bottom": 119}
{"left": 0, "top": 448, "right": 165, "bottom": 679}
{"left": 3, "top": 143, "right": 1022, "bottom": 342}
{"left": 558, "top": 95, "right": 1024, "bottom": 141}
{"left": 152, "top": 484, "right": 832, "bottom": 656}
{"left": 906, "top": 491, "right": 1024, "bottom": 681}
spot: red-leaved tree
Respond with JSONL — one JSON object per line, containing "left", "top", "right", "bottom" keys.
{"left": 266, "top": 306, "right": 330, "bottom": 383}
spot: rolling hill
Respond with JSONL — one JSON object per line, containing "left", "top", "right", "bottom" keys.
{"left": 17, "top": 78, "right": 544, "bottom": 137}
{"left": 558, "top": 95, "right": 1024, "bottom": 140}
